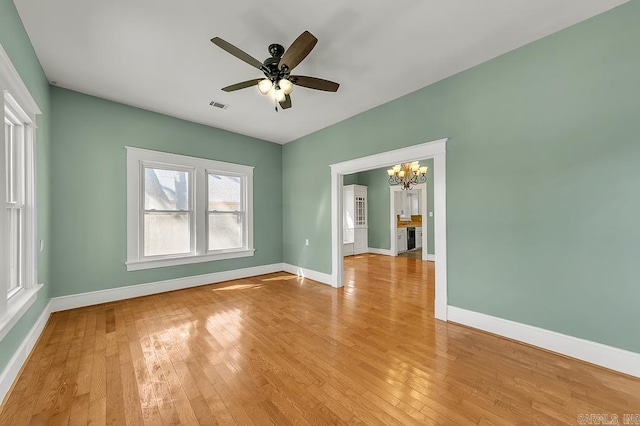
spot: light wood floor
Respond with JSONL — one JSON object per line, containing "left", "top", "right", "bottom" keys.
{"left": 1, "top": 254, "right": 639, "bottom": 425}
{"left": 397, "top": 248, "right": 423, "bottom": 260}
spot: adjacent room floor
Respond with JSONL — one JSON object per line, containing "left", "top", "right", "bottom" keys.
{"left": 397, "top": 248, "right": 423, "bottom": 260}
{"left": 1, "top": 254, "right": 638, "bottom": 424}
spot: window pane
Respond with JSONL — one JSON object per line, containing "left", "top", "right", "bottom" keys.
{"left": 208, "top": 174, "right": 241, "bottom": 211}
{"left": 5, "top": 120, "right": 15, "bottom": 203}
{"left": 144, "top": 212, "right": 190, "bottom": 256}
{"left": 8, "top": 208, "right": 22, "bottom": 294}
{"left": 208, "top": 213, "right": 242, "bottom": 250}
{"left": 144, "top": 168, "right": 189, "bottom": 211}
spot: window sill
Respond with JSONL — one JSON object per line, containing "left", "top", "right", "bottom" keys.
{"left": 126, "top": 249, "right": 255, "bottom": 271}
{"left": 0, "top": 283, "right": 44, "bottom": 342}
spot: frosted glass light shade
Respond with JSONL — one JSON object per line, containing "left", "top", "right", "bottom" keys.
{"left": 279, "top": 79, "right": 294, "bottom": 95}
{"left": 387, "top": 169, "right": 394, "bottom": 176}
{"left": 258, "top": 79, "right": 273, "bottom": 95}
{"left": 420, "top": 166, "right": 428, "bottom": 175}
{"left": 272, "top": 89, "right": 286, "bottom": 102}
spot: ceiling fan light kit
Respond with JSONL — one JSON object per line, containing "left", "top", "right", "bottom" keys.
{"left": 211, "top": 31, "right": 339, "bottom": 111}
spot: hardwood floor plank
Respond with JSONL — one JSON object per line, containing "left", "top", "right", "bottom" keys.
{"left": 2, "top": 255, "right": 639, "bottom": 425}
{"left": 86, "top": 396, "right": 106, "bottom": 426}
{"left": 68, "top": 393, "right": 90, "bottom": 426}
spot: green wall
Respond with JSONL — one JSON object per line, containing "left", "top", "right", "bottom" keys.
{"left": 0, "top": 0, "right": 52, "bottom": 371}
{"left": 355, "top": 160, "right": 435, "bottom": 254}
{"left": 50, "top": 88, "right": 283, "bottom": 297}
{"left": 283, "top": 2, "right": 640, "bottom": 353}
{"left": 2, "top": 0, "right": 639, "bottom": 385}
{"left": 343, "top": 173, "right": 359, "bottom": 185}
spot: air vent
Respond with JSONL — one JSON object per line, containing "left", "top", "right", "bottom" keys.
{"left": 209, "top": 101, "right": 229, "bottom": 110}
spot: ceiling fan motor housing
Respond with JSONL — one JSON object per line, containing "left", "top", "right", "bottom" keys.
{"left": 262, "top": 45, "right": 290, "bottom": 83}
{"left": 268, "top": 44, "right": 285, "bottom": 58}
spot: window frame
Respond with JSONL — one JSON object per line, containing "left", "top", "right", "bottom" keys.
{"left": 126, "top": 147, "right": 254, "bottom": 271}
{"left": 140, "top": 162, "right": 195, "bottom": 259}
{"left": 0, "top": 42, "right": 42, "bottom": 342}
{"left": 5, "top": 112, "right": 25, "bottom": 297}
{"left": 205, "top": 171, "right": 248, "bottom": 253}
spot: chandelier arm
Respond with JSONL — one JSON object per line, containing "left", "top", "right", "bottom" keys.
{"left": 387, "top": 162, "right": 427, "bottom": 190}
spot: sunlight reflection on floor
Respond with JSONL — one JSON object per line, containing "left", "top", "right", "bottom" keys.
{"left": 261, "top": 275, "right": 300, "bottom": 282}
{"left": 210, "top": 284, "right": 263, "bottom": 291}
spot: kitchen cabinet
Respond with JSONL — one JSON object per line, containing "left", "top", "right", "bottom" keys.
{"left": 343, "top": 185, "right": 368, "bottom": 256}
{"left": 408, "top": 191, "right": 420, "bottom": 215}
{"left": 397, "top": 227, "right": 407, "bottom": 253}
{"left": 354, "top": 229, "right": 368, "bottom": 254}
{"left": 395, "top": 190, "right": 421, "bottom": 220}
{"left": 416, "top": 227, "right": 423, "bottom": 249}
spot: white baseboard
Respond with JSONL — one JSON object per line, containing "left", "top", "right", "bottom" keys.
{"left": 368, "top": 248, "right": 435, "bottom": 260}
{"left": 0, "top": 300, "right": 51, "bottom": 405}
{"left": 282, "top": 263, "right": 336, "bottom": 287}
{"left": 367, "top": 248, "right": 393, "bottom": 256}
{"left": 51, "top": 263, "right": 283, "bottom": 312}
{"left": 448, "top": 306, "right": 640, "bottom": 378}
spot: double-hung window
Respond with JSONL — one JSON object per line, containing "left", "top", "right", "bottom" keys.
{"left": 126, "top": 147, "right": 254, "bottom": 271}
{"left": 5, "top": 106, "right": 25, "bottom": 297}
{"left": 207, "top": 173, "right": 244, "bottom": 251}
{"left": 143, "top": 165, "right": 193, "bottom": 257}
{"left": 1, "top": 43, "right": 41, "bottom": 341}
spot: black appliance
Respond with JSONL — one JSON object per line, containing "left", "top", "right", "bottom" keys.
{"left": 407, "top": 227, "right": 416, "bottom": 251}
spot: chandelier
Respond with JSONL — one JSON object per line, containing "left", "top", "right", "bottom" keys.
{"left": 387, "top": 161, "right": 428, "bottom": 190}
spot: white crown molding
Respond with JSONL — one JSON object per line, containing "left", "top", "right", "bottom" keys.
{"left": 282, "top": 264, "right": 336, "bottom": 287}
{"left": 0, "top": 300, "right": 51, "bottom": 406}
{"left": 448, "top": 306, "right": 640, "bottom": 378}
{"left": 0, "top": 43, "right": 41, "bottom": 121}
{"left": 51, "top": 263, "right": 283, "bottom": 312}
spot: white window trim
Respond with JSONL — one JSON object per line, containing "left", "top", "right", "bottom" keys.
{"left": 126, "top": 146, "right": 255, "bottom": 271}
{"left": 0, "top": 43, "right": 42, "bottom": 342}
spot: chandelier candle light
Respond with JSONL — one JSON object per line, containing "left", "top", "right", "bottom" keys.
{"left": 387, "top": 162, "right": 428, "bottom": 190}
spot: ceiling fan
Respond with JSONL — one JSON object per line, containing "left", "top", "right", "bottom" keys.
{"left": 211, "top": 31, "right": 340, "bottom": 111}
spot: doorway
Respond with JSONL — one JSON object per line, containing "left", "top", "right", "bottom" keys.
{"left": 389, "top": 183, "right": 429, "bottom": 260}
{"left": 330, "top": 138, "right": 448, "bottom": 320}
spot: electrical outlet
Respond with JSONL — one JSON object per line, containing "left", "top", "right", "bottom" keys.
{"left": 429, "top": 212, "right": 434, "bottom": 217}
{"left": 305, "top": 239, "right": 309, "bottom": 246}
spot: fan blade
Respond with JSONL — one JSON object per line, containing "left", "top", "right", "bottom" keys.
{"left": 221, "top": 79, "right": 263, "bottom": 92}
{"left": 279, "top": 94, "right": 292, "bottom": 109}
{"left": 291, "top": 76, "right": 339, "bottom": 92}
{"left": 278, "top": 31, "right": 317, "bottom": 71}
{"left": 211, "top": 37, "right": 263, "bottom": 70}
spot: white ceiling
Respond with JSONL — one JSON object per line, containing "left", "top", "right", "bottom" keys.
{"left": 14, "top": 0, "right": 627, "bottom": 144}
